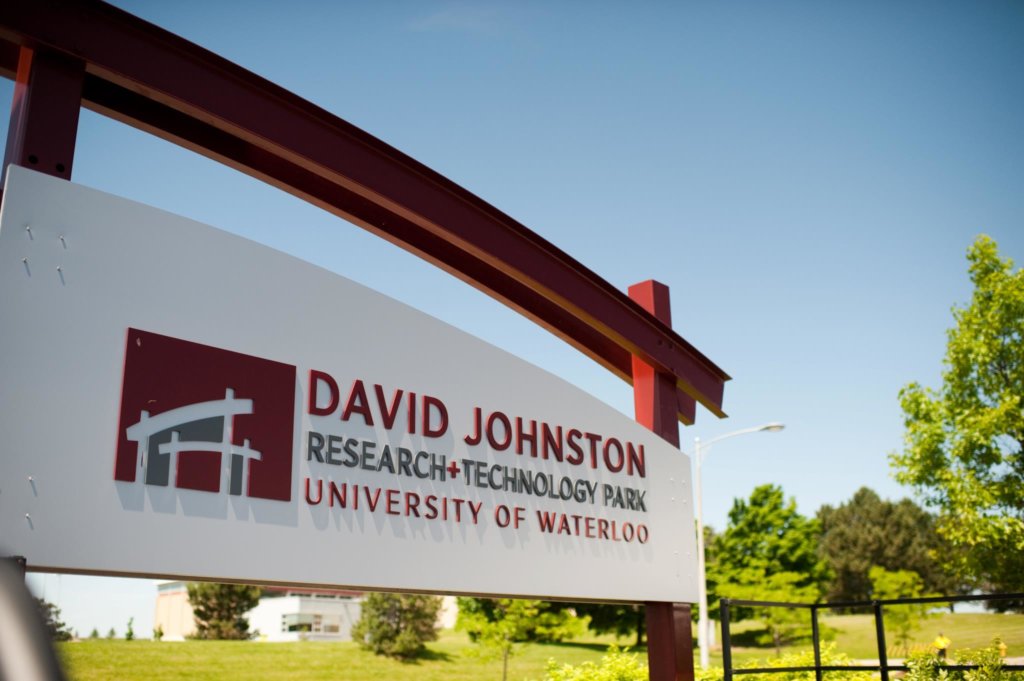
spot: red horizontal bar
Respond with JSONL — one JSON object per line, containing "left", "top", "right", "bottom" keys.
{"left": 0, "top": 0, "right": 728, "bottom": 422}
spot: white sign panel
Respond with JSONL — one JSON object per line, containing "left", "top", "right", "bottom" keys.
{"left": 0, "top": 166, "right": 697, "bottom": 602}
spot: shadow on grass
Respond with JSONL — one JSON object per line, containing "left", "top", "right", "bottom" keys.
{"left": 404, "top": 647, "right": 454, "bottom": 664}
{"left": 543, "top": 640, "right": 647, "bottom": 654}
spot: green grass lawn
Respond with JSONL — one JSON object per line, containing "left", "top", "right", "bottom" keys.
{"left": 707, "top": 611, "right": 1024, "bottom": 666}
{"left": 58, "top": 630, "right": 619, "bottom": 681}
{"left": 58, "top": 613, "right": 1024, "bottom": 680}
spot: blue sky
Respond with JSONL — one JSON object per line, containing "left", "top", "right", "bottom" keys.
{"left": 6, "top": 0, "right": 1023, "bottom": 637}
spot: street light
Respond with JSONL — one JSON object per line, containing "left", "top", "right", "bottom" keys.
{"left": 694, "top": 422, "right": 785, "bottom": 669}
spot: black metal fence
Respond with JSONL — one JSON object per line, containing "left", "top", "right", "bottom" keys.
{"left": 720, "top": 593, "right": 1024, "bottom": 681}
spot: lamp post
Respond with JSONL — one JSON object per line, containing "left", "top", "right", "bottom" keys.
{"left": 694, "top": 422, "right": 785, "bottom": 669}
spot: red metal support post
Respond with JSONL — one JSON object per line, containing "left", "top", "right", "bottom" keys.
{"left": 630, "top": 279, "right": 696, "bottom": 681}
{"left": 2, "top": 45, "right": 84, "bottom": 189}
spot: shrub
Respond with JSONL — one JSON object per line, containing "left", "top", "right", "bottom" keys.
{"left": 905, "top": 640, "right": 1011, "bottom": 681}
{"left": 351, "top": 592, "right": 441, "bottom": 660}
{"left": 186, "top": 583, "right": 262, "bottom": 640}
{"left": 738, "top": 644, "right": 874, "bottom": 681}
{"left": 544, "top": 647, "right": 647, "bottom": 681}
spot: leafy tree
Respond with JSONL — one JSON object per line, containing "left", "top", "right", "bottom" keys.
{"left": 818, "top": 487, "right": 958, "bottom": 605}
{"left": 152, "top": 624, "right": 163, "bottom": 641}
{"left": 106, "top": 627, "right": 116, "bottom": 639}
{"left": 709, "top": 484, "right": 828, "bottom": 620}
{"left": 458, "top": 598, "right": 586, "bottom": 681}
{"left": 125, "top": 616, "right": 135, "bottom": 641}
{"left": 88, "top": 627, "right": 99, "bottom": 639}
{"left": 869, "top": 566, "right": 931, "bottom": 652}
{"left": 34, "top": 598, "right": 72, "bottom": 641}
{"left": 570, "top": 603, "right": 645, "bottom": 646}
{"left": 891, "top": 236, "right": 1024, "bottom": 602}
{"left": 186, "top": 582, "right": 262, "bottom": 640}
{"left": 720, "top": 571, "right": 818, "bottom": 655}
{"left": 351, "top": 592, "right": 441, "bottom": 659}
{"left": 457, "top": 597, "right": 587, "bottom": 643}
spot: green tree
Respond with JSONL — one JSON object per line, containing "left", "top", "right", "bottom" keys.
{"left": 818, "top": 487, "right": 958, "bottom": 605}
{"left": 869, "top": 566, "right": 931, "bottom": 652}
{"left": 891, "top": 236, "right": 1024, "bottom": 602}
{"left": 720, "top": 571, "right": 818, "bottom": 655}
{"left": 570, "top": 603, "right": 645, "bottom": 646}
{"left": 186, "top": 582, "right": 261, "bottom": 640}
{"left": 709, "top": 484, "right": 828, "bottom": 620}
{"left": 458, "top": 598, "right": 586, "bottom": 681}
{"left": 34, "top": 598, "right": 72, "bottom": 641}
{"left": 351, "top": 592, "right": 441, "bottom": 660}
{"left": 152, "top": 624, "right": 163, "bottom": 641}
{"left": 106, "top": 627, "right": 116, "bottom": 639}
{"left": 88, "top": 627, "right": 99, "bottom": 639}
{"left": 125, "top": 616, "right": 135, "bottom": 641}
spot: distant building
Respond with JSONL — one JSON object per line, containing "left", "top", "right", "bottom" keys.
{"left": 154, "top": 582, "right": 457, "bottom": 642}
{"left": 248, "top": 587, "right": 364, "bottom": 642}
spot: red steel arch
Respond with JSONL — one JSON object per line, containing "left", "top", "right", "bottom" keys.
{"left": 0, "top": 0, "right": 727, "bottom": 425}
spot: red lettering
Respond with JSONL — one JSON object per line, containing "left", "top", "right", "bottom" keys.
{"left": 603, "top": 438, "right": 625, "bottom": 473}
{"left": 304, "top": 477, "right": 322, "bottom": 504}
{"left": 329, "top": 481, "right": 346, "bottom": 507}
{"left": 465, "top": 407, "right": 483, "bottom": 445}
{"left": 385, "top": 489, "right": 400, "bottom": 515}
{"left": 585, "top": 432, "right": 602, "bottom": 468}
{"left": 627, "top": 442, "right": 646, "bottom": 478}
{"left": 542, "top": 423, "right": 563, "bottom": 462}
{"left": 598, "top": 518, "right": 610, "bottom": 540}
{"left": 516, "top": 418, "right": 537, "bottom": 456}
{"left": 424, "top": 495, "right": 439, "bottom": 520}
{"left": 405, "top": 492, "right": 421, "bottom": 517}
{"left": 566, "top": 429, "right": 585, "bottom": 465}
{"left": 374, "top": 385, "right": 403, "bottom": 430}
{"left": 422, "top": 395, "right": 449, "bottom": 438}
{"left": 495, "top": 505, "right": 511, "bottom": 527}
{"left": 342, "top": 380, "right": 374, "bottom": 425}
{"left": 364, "top": 486, "right": 382, "bottom": 511}
{"left": 308, "top": 371, "right": 339, "bottom": 416}
{"left": 537, "top": 510, "right": 558, "bottom": 532}
{"left": 487, "top": 411, "right": 513, "bottom": 450}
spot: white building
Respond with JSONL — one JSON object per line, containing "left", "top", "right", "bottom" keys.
{"left": 248, "top": 587, "right": 364, "bottom": 642}
{"left": 154, "top": 582, "right": 457, "bottom": 642}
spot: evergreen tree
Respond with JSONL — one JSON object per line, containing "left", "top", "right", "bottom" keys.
{"left": 34, "top": 598, "right": 72, "bottom": 641}
{"left": 818, "top": 487, "right": 958, "bottom": 605}
{"left": 186, "top": 583, "right": 262, "bottom": 640}
{"left": 351, "top": 592, "right": 441, "bottom": 659}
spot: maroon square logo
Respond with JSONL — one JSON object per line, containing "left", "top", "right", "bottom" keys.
{"left": 114, "top": 329, "right": 296, "bottom": 501}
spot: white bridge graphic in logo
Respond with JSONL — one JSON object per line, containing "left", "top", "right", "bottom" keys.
{"left": 125, "top": 388, "right": 261, "bottom": 495}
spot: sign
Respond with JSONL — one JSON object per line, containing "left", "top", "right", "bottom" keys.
{"left": 0, "top": 166, "right": 698, "bottom": 602}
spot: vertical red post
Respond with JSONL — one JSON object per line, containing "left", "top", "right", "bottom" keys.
{"left": 2, "top": 45, "right": 84, "bottom": 190}
{"left": 629, "top": 279, "right": 696, "bottom": 681}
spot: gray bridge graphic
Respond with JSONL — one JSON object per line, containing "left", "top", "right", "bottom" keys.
{"left": 125, "top": 388, "right": 262, "bottom": 495}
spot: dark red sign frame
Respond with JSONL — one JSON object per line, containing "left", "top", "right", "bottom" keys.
{"left": 0, "top": 3, "right": 727, "bottom": 677}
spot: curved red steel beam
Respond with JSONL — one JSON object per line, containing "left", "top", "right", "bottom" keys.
{"left": 0, "top": 0, "right": 728, "bottom": 423}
